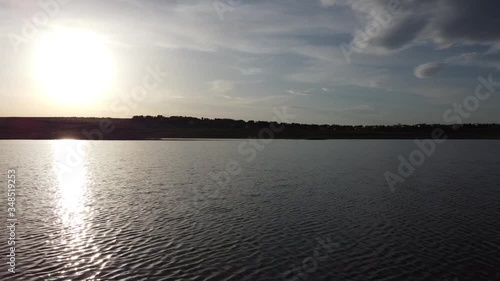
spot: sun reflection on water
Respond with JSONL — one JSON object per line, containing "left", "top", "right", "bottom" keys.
{"left": 53, "top": 140, "right": 88, "bottom": 230}
{"left": 51, "top": 140, "right": 106, "bottom": 280}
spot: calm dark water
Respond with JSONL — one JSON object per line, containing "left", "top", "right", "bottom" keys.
{"left": 0, "top": 140, "right": 499, "bottom": 281}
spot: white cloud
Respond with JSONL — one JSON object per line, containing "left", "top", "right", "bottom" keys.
{"left": 414, "top": 62, "right": 444, "bottom": 79}
{"left": 414, "top": 52, "right": 494, "bottom": 78}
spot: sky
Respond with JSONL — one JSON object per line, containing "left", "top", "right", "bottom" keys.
{"left": 1, "top": 0, "right": 500, "bottom": 125}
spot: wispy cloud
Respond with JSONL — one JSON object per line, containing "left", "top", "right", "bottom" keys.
{"left": 2, "top": 0, "right": 500, "bottom": 123}
{"left": 287, "top": 89, "right": 315, "bottom": 96}
{"left": 320, "top": 0, "right": 337, "bottom": 8}
{"left": 209, "top": 80, "right": 235, "bottom": 93}
{"left": 236, "top": 67, "right": 263, "bottom": 75}
{"left": 414, "top": 52, "right": 497, "bottom": 78}
{"left": 415, "top": 62, "right": 444, "bottom": 79}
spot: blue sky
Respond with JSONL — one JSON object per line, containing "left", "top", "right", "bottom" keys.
{"left": 1, "top": 0, "right": 500, "bottom": 124}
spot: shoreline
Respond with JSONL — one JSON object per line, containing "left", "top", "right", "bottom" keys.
{"left": 1, "top": 117, "right": 499, "bottom": 140}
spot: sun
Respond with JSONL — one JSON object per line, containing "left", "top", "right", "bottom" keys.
{"left": 33, "top": 28, "right": 114, "bottom": 105}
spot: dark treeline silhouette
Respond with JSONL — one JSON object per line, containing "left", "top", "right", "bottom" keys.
{"left": 0, "top": 116, "right": 499, "bottom": 140}
{"left": 131, "top": 115, "right": 500, "bottom": 131}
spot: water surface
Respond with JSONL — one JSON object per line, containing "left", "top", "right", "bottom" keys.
{"left": 1, "top": 140, "right": 499, "bottom": 281}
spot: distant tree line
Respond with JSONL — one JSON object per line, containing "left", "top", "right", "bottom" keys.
{"left": 1, "top": 117, "right": 499, "bottom": 140}
{"left": 131, "top": 115, "right": 500, "bottom": 131}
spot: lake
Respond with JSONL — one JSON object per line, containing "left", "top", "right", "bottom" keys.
{"left": 1, "top": 140, "right": 499, "bottom": 281}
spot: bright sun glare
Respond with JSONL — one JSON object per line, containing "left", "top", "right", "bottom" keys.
{"left": 34, "top": 28, "right": 114, "bottom": 105}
